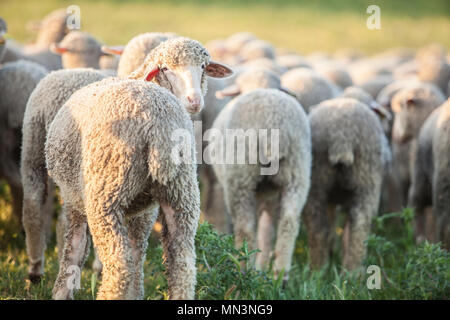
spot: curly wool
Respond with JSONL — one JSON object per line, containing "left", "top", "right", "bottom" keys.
{"left": 46, "top": 78, "right": 200, "bottom": 300}
{"left": 117, "top": 32, "right": 175, "bottom": 76}
{"left": 210, "top": 88, "right": 311, "bottom": 279}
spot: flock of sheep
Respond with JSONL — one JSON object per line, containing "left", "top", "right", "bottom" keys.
{"left": 0, "top": 8, "right": 449, "bottom": 300}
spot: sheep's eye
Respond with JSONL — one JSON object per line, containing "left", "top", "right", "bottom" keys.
{"left": 161, "top": 67, "right": 168, "bottom": 72}
{"left": 201, "top": 64, "right": 206, "bottom": 69}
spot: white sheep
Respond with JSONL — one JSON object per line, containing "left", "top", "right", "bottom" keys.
{"left": 21, "top": 68, "right": 106, "bottom": 283}
{"left": 0, "top": 60, "right": 48, "bottom": 223}
{"left": 45, "top": 37, "right": 233, "bottom": 300}
{"left": 209, "top": 68, "right": 311, "bottom": 281}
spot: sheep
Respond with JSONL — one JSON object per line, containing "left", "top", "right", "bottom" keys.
{"left": 358, "top": 75, "right": 394, "bottom": 99}
{"left": 49, "top": 31, "right": 104, "bottom": 69}
{"left": 409, "top": 98, "right": 450, "bottom": 250}
{"left": 391, "top": 85, "right": 446, "bottom": 244}
{"left": 239, "top": 58, "right": 287, "bottom": 75}
{"left": 21, "top": 68, "right": 106, "bottom": 283}
{"left": 0, "top": 60, "right": 48, "bottom": 223}
{"left": 2, "top": 9, "right": 69, "bottom": 70}
{"left": 275, "top": 54, "right": 311, "bottom": 71}
{"left": 225, "top": 32, "right": 257, "bottom": 55}
{"left": 281, "top": 67, "right": 338, "bottom": 112}
{"left": 418, "top": 58, "right": 450, "bottom": 95}
{"left": 208, "top": 69, "right": 311, "bottom": 280}
{"left": 46, "top": 37, "right": 233, "bottom": 300}
{"left": 303, "top": 98, "right": 391, "bottom": 270}
{"left": 116, "top": 32, "right": 175, "bottom": 77}
{"left": 0, "top": 17, "right": 7, "bottom": 62}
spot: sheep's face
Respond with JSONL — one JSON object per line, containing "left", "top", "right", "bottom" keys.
{"left": 130, "top": 37, "right": 234, "bottom": 114}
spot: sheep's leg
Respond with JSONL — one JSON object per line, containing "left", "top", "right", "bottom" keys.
{"left": 52, "top": 204, "right": 90, "bottom": 300}
{"left": 160, "top": 202, "right": 198, "bottom": 300}
{"left": 303, "top": 192, "right": 330, "bottom": 269}
{"left": 225, "top": 186, "right": 258, "bottom": 267}
{"left": 126, "top": 208, "right": 158, "bottom": 299}
{"left": 203, "top": 166, "right": 230, "bottom": 234}
{"left": 86, "top": 204, "right": 133, "bottom": 300}
{"left": 273, "top": 188, "right": 305, "bottom": 281}
{"left": 255, "top": 209, "right": 275, "bottom": 271}
{"left": 22, "top": 176, "right": 54, "bottom": 283}
{"left": 408, "top": 163, "right": 431, "bottom": 245}
{"left": 433, "top": 171, "right": 450, "bottom": 250}
{"left": 342, "top": 191, "right": 378, "bottom": 270}
{"left": 91, "top": 247, "right": 103, "bottom": 277}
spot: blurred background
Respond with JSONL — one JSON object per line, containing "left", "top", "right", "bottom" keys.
{"left": 1, "top": 0, "right": 449, "bottom": 54}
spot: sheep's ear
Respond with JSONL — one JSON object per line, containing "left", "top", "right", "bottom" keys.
{"left": 50, "top": 43, "right": 68, "bottom": 55}
{"left": 406, "top": 98, "right": 416, "bottom": 108}
{"left": 101, "top": 45, "right": 124, "bottom": 56}
{"left": 206, "top": 60, "right": 234, "bottom": 78}
{"left": 370, "top": 101, "right": 392, "bottom": 120}
{"left": 215, "top": 84, "right": 240, "bottom": 99}
{"left": 279, "top": 86, "right": 298, "bottom": 99}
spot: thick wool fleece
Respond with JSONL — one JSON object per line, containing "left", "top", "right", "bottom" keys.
{"left": 409, "top": 98, "right": 450, "bottom": 249}
{"left": 21, "top": 68, "right": 106, "bottom": 281}
{"left": 304, "top": 98, "right": 390, "bottom": 270}
{"left": 210, "top": 88, "right": 311, "bottom": 279}
{"left": 46, "top": 78, "right": 200, "bottom": 300}
{"left": 0, "top": 60, "right": 47, "bottom": 222}
{"left": 117, "top": 32, "right": 175, "bottom": 77}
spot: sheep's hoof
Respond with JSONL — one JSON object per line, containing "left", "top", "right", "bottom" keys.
{"left": 29, "top": 273, "right": 42, "bottom": 284}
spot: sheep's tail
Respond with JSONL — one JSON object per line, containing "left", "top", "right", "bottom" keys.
{"left": 328, "top": 141, "right": 354, "bottom": 166}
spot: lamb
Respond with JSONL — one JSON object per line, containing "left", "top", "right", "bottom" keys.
{"left": 2, "top": 9, "right": 69, "bottom": 70}
{"left": 208, "top": 69, "right": 311, "bottom": 280}
{"left": 45, "top": 37, "right": 233, "bottom": 300}
{"left": 303, "top": 98, "right": 391, "bottom": 270}
{"left": 115, "top": 32, "right": 176, "bottom": 77}
{"left": 281, "top": 67, "right": 338, "bottom": 112}
{"left": 50, "top": 31, "right": 105, "bottom": 69}
{"left": 409, "top": 98, "right": 450, "bottom": 250}
{"left": 391, "top": 85, "right": 446, "bottom": 243}
{"left": 21, "top": 68, "right": 106, "bottom": 283}
{"left": 0, "top": 60, "right": 48, "bottom": 223}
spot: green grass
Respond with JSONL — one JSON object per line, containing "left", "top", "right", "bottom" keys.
{"left": 0, "top": 181, "right": 448, "bottom": 300}
{"left": 0, "top": 0, "right": 449, "bottom": 54}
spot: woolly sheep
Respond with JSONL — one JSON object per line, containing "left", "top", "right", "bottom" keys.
{"left": 418, "top": 58, "right": 450, "bottom": 95}
{"left": 0, "top": 60, "right": 47, "bottom": 223}
{"left": 409, "top": 98, "right": 450, "bottom": 249}
{"left": 318, "top": 64, "right": 354, "bottom": 90}
{"left": 209, "top": 87, "right": 311, "bottom": 280}
{"left": 50, "top": 31, "right": 104, "bottom": 69}
{"left": 391, "top": 85, "right": 446, "bottom": 243}
{"left": 21, "top": 68, "right": 106, "bottom": 283}
{"left": 46, "top": 37, "right": 233, "bottom": 300}
{"left": 239, "top": 58, "right": 287, "bottom": 75}
{"left": 275, "top": 54, "right": 311, "bottom": 71}
{"left": 303, "top": 98, "right": 390, "bottom": 270}
{"left": 281, "top": 68, "right": 338, "bottom": 111}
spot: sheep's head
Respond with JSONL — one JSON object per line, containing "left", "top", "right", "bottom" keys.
{"left": 391, "top": 85, "right": 445, "bottom": 143}
{"left": 129, "top": 37, "right": 234, "bottom": 114}
{"left": 50, "top": 31, "right": 104, "bottom": 69}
